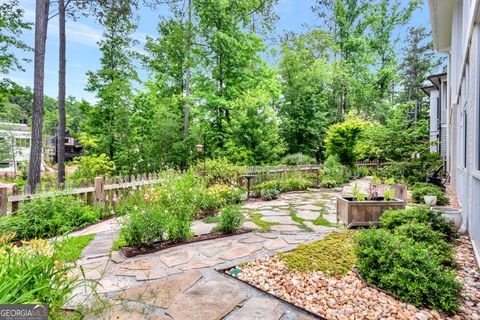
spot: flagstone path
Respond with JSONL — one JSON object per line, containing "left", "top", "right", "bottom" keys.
{"left": 70, "top": 187, "right": 348, "bottom": 320}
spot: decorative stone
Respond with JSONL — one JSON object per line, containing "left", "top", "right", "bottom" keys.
{"left": 120, "top": 271, "right": 202, "bottom": 308}
{"left": 263, "top": 238, "right": 289, "bottom": 251}
{"left": 218, "top": 244, "right": 261, "bottom": 261}
{"left": 228, "top": 298, "right": 284, "bottom": 320}
{"left": 261, "top": 215, "right": 297, "bottom": 225}
{"left": 159, "top": 251, "right": 193, "bottom": 267}
{"left": 166, "top": 278, "right": 246, "bottom": 320}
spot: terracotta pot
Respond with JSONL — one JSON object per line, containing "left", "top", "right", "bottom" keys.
{"left": 433, "top": 207, "right": 463, "bottom": 231}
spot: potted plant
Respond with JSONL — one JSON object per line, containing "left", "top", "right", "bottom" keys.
{"left": 337, "top": 184, "right": 406, "bottom": 228}
{"left": 432, "top": 206, "right": 463, "bottom": 231}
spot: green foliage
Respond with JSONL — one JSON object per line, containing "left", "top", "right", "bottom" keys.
{"left": 279, "top": 231, "right": 357, "bottom": 276}
{"left": 199, "top": 184, "right": 244, "bottom": 212}
{"left": 312, "top": 216, "right": 336, "bottom": 227}
{"left": 213, "top": 205, "right": 243, "bottom": 233}
{"left": 0, "top": 236, "right": 87, "bottom": 318}
{"left": 71, "top": 154, "right": 115, "bottom": 180}
{"left": 56, "top": 234, "right": 95, "bottom": 263}
{"left": 355, "top": 229, "right": 461, "bottom": 313}
{"left": 411, "top": 182, "right": 449, "bottom": 206}
{"left": 248, "top": 212, "right": 278, "bottom": 231}
{"left": 380, "top": 206, "right": 457, "bottom": 243}
{"left": 196, "top": 157, "right": 245, "bottom": 186}
{"left": 383, "top": 187, "right": 394, "bottom": 201}
{"left": 281, "top": 177, "right": 313, "bottom": 192}
{"left": 0, "top": 194, "right": 102, "bottom": 240}
{"left": 325, "top": 114, "right": 372, "bottom": 167}
{"left": 281, "top": 153, "right": 317, "bottom": 165}
{"left": 319, "top": 155, "right": 350, "bottom": 188}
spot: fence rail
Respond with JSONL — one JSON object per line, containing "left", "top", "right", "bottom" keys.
{"left": 0, "top": 165, "right": 325, "bottom": 217}
{"left": 0, "top": 173, "right": 163, "bottom": 216}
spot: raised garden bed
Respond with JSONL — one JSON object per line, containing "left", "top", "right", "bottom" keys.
{"left": 120, "top": 229, "right": 250, "bottom": 258}
{"left": 336, "top": 196, "right": 405, "bottom": 228}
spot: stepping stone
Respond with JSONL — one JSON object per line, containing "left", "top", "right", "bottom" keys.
{"left": 192, "top": 221, "right": 215, "bottom": 235}
{"left": 100, "top": 304, "right": 171, "bottom": 320}
{"left": 238, "top": 235, "right": 266, "bottom": 244}
{"left": 120, "top": 270, "right": 202, "bottom": 308}
{"left": 110, "top": 251, "right": 126, "bottom": 264}
{"left": 82, "top": 231, "right": 114, "bottom": 259}
{"left": 270, "top": 225, "right": 303, "bottom": 232}
{"left": 242, "top": 221, "right": 260, "bottom": 230}
{"left": 303, "top": 221, "right": 337, "bottom": 233}
{"left": 294, "top": 204, "right": 322, "bottom": 211}
{"left": 294, "top": 210, "right": 320, "bottom": 220}
{"left": 166, "top": 278, "right": 246, "bottom": 320}
{"left": 254, "top": 232, "right": 278, "bottom": 239}
{"left": 120, "top": 260, "right": 154, "bottom": 270}
{"left": 263, "top": 238, "right": 288, "bottom": 251}
{"left": 282, "top": 234, "right": 312, "bottom": 244}
{"left": 180, "top": 257, "right": 223, "bottom": 270}
{"left": 199, "top": 241, "right": 232, "bottom": 257}
{"left": 136, "top": 267, "right": 181, "bottom": 281}
{"left": 228, "top": 297, "right": 284, "bottom": 320}
{"left": 159, "top": 251, "right": 194, "bottom": 267}
{"left": 261, "top": 216, "right": 296, "bottom": 225}
{"left": 218, "top": 244, "right": 262, "bottom": 261}
{"left": 96, "top": 278, "right": 132, "bottom": 294}
{"left": 265, "top": 200, "right": 289, "bottom": 207}
{"left": 243, "top": 202, "right": 268, "bottom": 210}
{"left": 256, "top": 210, "right": 289, "bottom": 216}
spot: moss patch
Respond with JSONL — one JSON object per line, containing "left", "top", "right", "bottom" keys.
{"left": 248, "top": 212, "right": 278, "bottom": 232}
{"left": 279, "top": 231, "right": 357, "bottom": 276}
{"left": 312, "top": 216, "right": 336, "bottom": 227}
{"left": 56, "top": 234, "right": 95, "bottom": 262}
{"left": 289, "top": 212, "right": 313, "bottom": 232}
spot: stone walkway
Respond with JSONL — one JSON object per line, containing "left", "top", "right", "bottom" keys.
{"left": 70, "top": 188, "right": 343, "bottom": 320}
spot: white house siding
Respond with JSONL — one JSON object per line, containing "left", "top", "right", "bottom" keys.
{"left": 429, "top": 0, "right": 480, "bottom": 263}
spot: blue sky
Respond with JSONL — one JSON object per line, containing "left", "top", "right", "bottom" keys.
{"left": 7, "top": 0, "right": 434, "bottom": 103}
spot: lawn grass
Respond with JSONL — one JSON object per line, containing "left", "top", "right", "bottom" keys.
{"left": 279, "top": 231, "right": 357, "bottom": 276}
{"left": 56, "top": 234, "right": 95, "bottom": 262}
{"left": 248, "top": 212, "right": 279, "bottom": 231}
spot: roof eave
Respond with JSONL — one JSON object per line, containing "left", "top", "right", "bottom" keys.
{"left": 429, "top": 0, "right": 455, "bottom": 53}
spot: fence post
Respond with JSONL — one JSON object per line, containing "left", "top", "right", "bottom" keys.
{"left": 94, "top": 177, "right": 105, "bottom": 210}
{"left": 11, "top": 185, "right": 19, "bottom": 214}
{"left": 0, "top": 186, "right": 7, "bottom": 216}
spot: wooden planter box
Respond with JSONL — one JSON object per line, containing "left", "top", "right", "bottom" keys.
{"left": 336, "top": 196, "right": 406, "bottom": 228}
{"left": 375, "top": 183, "right": 408, "bottom": 201}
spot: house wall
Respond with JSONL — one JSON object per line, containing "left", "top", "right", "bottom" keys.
{"left": 447, "top": 0, "right": 480, "bottom": 262}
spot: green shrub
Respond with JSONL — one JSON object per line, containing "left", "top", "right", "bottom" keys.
{"left": 281, "top": 153, "right": 316, "bottom": 165}
{"left": 71, "top": 153, "right": 115, "bottom": 180}
{"left": 411, "top": 182, "right": 449, "bottom": 205}
{"left": 355, "top": 229, "right": 461, "bottom": 313}
{"left": 199, "top": 184, "right": 244, "bottom": 212}
{"left": 320, "top": 155, "right": 349, "bottom": 188}
{"left": 213, "top": 205, "right": 243, "bottom": 233}
{"left": 195, "top": 157, "right": 246, "bottom": 186}
{"left": 0, "top": 195, "right": 101, "bottom": 240}
{"left": 0, "top": 236, "right": 88, "bottom": 318}
{"left": 380, "top": 207, "right": 457, "bottom": 242}
{"left": 280, "top": 177, "right": 312, "bottom": 191}
{"left": 260, "top": 188, "right": 280, "bottom": 200}
{"left": 120, "top": 205, "right": 168, "bottom": 248}
{"left": 394, "top": 222, "right": 456, "bottom": 268}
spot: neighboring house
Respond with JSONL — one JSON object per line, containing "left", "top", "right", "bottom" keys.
{"left": 0, "top": 122, "right": 31, "bottom": 175}
{"left": 428, "top": 0, "right": 480, "bottom": 263}
{"left": 51, "top": 130, "right": 83, "bottom": 163}
{"left": 422, "top": 72, "right": 448, "bottom": 158}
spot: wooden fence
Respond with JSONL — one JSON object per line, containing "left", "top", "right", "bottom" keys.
{"left": 0, "top": 165, "right": 325, "bottom": 216}
{"left": 0, "top": 173, "right": 163, "bottom": 216}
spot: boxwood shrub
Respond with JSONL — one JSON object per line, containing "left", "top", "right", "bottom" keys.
{"left": 355, "top": 229, "right": 462, "bottom": 313}
{"left": 410, "top": 182, "right": 449, "bottom": 205}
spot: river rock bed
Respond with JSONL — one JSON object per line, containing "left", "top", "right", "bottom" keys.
{"left": 229, "top": 235, "right": 480, "bottom": 320}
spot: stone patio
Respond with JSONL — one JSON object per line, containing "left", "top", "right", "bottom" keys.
{"left": 71, "top": 188, "right": 344, "bottom": 320}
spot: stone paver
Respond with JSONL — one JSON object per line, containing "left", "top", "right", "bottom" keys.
{"left": 261, "top": 215, "right": 297, "bottom": 225}
{"left": 120, "top": 270, "right": 202, "bottom": 308}
{"left": 166, "top": 278, "right": 247, "bottom": 320}
{"left": 227, "top": 297, "right": 284, "bottom": 320}
{"left": 74, "top": 187, "right": 344, "bottom": 319}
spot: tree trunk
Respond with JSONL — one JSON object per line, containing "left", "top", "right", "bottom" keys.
{"left": 57, "top": 0, "right": 66, "bottom": 186}
{"left": 181, "top": 0, "right": 192, "bottom": 171}
{"left": 28, "top": 0, "right": 50, "bottom": 191}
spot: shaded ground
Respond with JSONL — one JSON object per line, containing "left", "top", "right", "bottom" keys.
{"left": 70, "top": 188, "right": 342, "bottom": 319}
